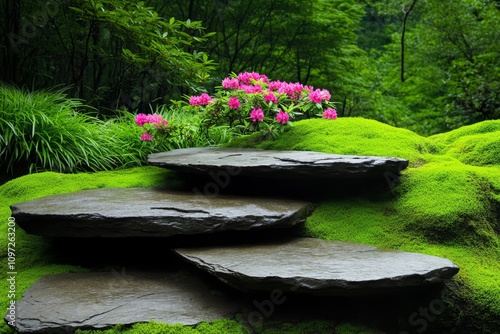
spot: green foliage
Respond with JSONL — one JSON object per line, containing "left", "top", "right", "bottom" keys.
{"left": 1, "top": 0, "right": 215, "bottom": 111}
{"left": 160, "top": 0, "right": 366, "bottom": 106}
{"left": 358, "top": 0, "right": 500, "bottom": 135}
{"left": 133, "top": 103, "right": 235, "bottom": 149}
{"left": 0, "top": 85, "right": 155, "bottom": 177}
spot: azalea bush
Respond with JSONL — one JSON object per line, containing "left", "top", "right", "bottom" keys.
{"left": 135, "top": 72, "right": 338, "bottom": 142}
{"left": 189, "top": 72, "right": 338, "bottom": 139}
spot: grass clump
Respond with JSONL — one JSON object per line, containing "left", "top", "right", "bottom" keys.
{"left": 0, "top": 85, "right": 124, "bottom": 175}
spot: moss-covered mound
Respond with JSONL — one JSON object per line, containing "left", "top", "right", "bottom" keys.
{"left": 430, "top": 120, "right": 500, "bottom": 166}
{"left": 228, "top": 117, "right": 442, "bottom": 164}
{"left": 1, "top": 118, "right": 499, "bottom": 333}
{"left": 228, "top": 118, "right": 500, "bottom": 333}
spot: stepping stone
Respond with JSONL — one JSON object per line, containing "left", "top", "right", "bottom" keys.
{"left": 148, "top": 147, "right": 409, "bottom": 180}
{"left": 6, "top": 270, "right": 247, "bottom": 333}
{"left": 11, "top": 188, "right": 313, "bottom": 238}
{"left": 174, "top": 238, "right": 459, "bottom": 296}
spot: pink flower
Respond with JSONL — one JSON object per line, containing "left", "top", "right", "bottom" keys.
{"left": 239, "top": 84, "right": 262, "bottom": 94}
{"left": 146, "top": 113, "right": 168, "bottom": 128}
{"left": 222, "top": 78, "right": 239, "bottom": 89}
{"left": 140, "top": 133, "right": 153, "bottom": 141}
{"left": 135, "top": 113, "right": 168, "bottom": 127}
{"left": 276, "top": 110, "right": 290, "bottom": 124}
{"left": 264, "top": 92, "right": 278, "bottom": 104}
{"left": 250, "top": 108, "right": 264, "bottom": 122}
{"left": 309, "top": 89, "right": 331, "bottom": 103}
{"left": 268, "top": 80, "right": 283, "bottom": 91}
{"left": 135, "top": 113, "right": 149, "bottom": 127}
{"left": 323, "top": 108, "right": 338, "bottom": 120}
{"left": 309, "top": 90, "right": 322, "bottom": 103}
{"left": 237, "top": 72, "right": 268, "bottom": 85}
{"left": 189, "top": 93, "right": 214, "bottom": 106}
{"left": 228, "top": 96, "right": 241, "bottom": 109}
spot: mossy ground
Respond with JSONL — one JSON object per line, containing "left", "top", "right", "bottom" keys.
{"left": 1, "top": 118, "right": 499, "bottom": 333}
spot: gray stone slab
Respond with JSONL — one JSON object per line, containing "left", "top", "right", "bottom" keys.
{"left": 11, "top": 188, "right": 313, "bottom": 238}
{"left": 5, "top": 271, "right": 247, "bottom": 333}
{"left": 174, "top": 238, "right": 459, "bottom": 296}
{"left": 148, "top": 147, "right": 409, "bottom": 180}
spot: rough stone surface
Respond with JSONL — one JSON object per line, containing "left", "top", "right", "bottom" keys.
{"left": 148, "top": 147, "right": 409, "bottom": 180}
{"left": 174, "top": 238, "right": 459, "bottom": 296}
{"left": 11, "top": 188, "right": 313, "bottom": 238}
{"left": 6, "top": 270, "right": 247, "bottom": 333}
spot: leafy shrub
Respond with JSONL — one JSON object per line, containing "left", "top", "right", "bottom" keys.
{"left": 182, "top": 72, "right": 338, "bottom": 140}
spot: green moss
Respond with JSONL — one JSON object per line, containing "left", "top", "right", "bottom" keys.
{"left": 77, "top": 320, "right": 249, "bottom": 334}
{"left": 229, "top": 118, "right": 442, "bottom": 164}
{"left": 430, "top": 120, "right": 500, "bottom": 166}
{"left": 396, "top": 163, "right": 499, "bottom": 247}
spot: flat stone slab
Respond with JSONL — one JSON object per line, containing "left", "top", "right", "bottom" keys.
{"left": 5, "top": 270, "right": 246, "bottom": 333}
{"left": 174, "top": 238, "right": 459, "bottom": 296}
{"left": 11, "top": 188, "right": 313, "bottom": 238}
{"left": 148, "top": 147, "right": 409, "bottom": 180}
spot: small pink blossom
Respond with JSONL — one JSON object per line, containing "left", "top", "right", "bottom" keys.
{"left": 276, "top": 110, "right": 290, "bottom": 124}
{"left": 250, "top": 108, "right": 264, "bottom": 122}
{"left": 323, "top": 108, "right": 338, "bottom": 120}
{"left": 309, "top": 89, "right": 331, "bottom": 103}
{"left": 140, "top": 133, "right": 153, "bottom": 141}
{"left": 222, "top": 78, "right": 239, "bottom": 89}
{"left": 135, "top": 113, "right": 149, "bottom": 127}
{"left": 189, "top": 93, "right": 214, "bottom": 106}
{"left": 135, "top": 113, "right": 168, "bottom": 127}
{"left": 148, "top": 114, "right": 168, "bottom": 128}
{"left": 228, "top": 96, "right": 241, "bottom": 109}
{"left": 239, "top": 84, "right": 262, "bottom": 94}
{"left": 264, "top": 92, "right": 278, "bottom": 104}
{"left": 237, "top": 72, "right": 268, "bottom": 85}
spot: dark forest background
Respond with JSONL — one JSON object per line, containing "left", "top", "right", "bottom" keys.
{"left": 1, "top": 0, "right": 499, "bottom": 135}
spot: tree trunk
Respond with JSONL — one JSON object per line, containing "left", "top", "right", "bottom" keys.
{"left": 401, "top": 0, "right": 418, "bottom": 82}
{"left": 2, "top": 0, "right": 21, "bottom": 83}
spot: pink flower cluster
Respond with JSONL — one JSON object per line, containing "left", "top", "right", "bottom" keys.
{"left": 135, "top": 113, "right": 168, "bottom": 128}
{"left": 250, "top": 108, "right": 264, "bottom": 122}
{"left": 309, "top": 89, "right": 331, "bottom": 104}
{"left": 228, "top": 96, "right": 241, "bottom": 109}
{"left": 135, "top": 113, "right": 169, "bottom": 141}
{"left": 323, "top": 108, "right": 338, "bottom": 120}
{"left": 189, "top": 93, "right": 214, "bottom": 106}
{"left": 269, "top": 81, "right": 314, "bottom": 100}
{"left": 237, "top": 72, "right": 269, "bottom": 85}
{"left": 276, "top": 110, "right": 290, "bottom": 124}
